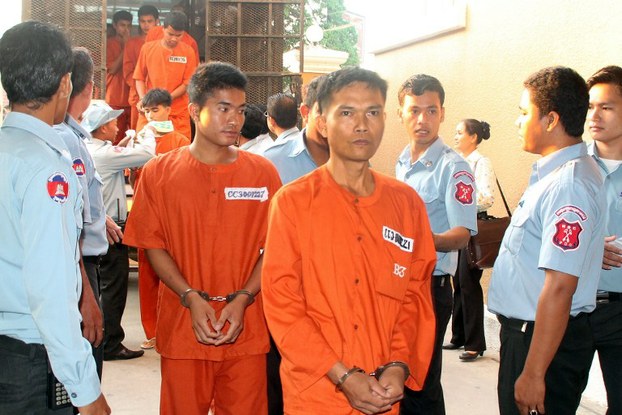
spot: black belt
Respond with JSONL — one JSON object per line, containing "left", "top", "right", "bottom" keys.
{"left": 597, "top": 291, "right": 622, "bottom": 304}
{"left": 0, "top": 335, "right": 47, "bottom": 359}
{"left": 433, "top": 274, "right": 450, "bottom": 287}
{"left": 83, "top": 255, "right": 101, "bottom": 265}
{"left": 497, "top": 315, "right": 535, "bottom": 333}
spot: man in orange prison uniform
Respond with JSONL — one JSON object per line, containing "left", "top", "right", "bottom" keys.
{"left": 262, "top": 67, "right": 436, "bottom": 415}
{"left": 133, "top": 11, "right": 197, "bottom": 140}
{"left": 106, "top": 10, "right": 132, "bottom": 144}
{"left": 131, "top": 87, "right": 190, "bottom": 350}
{"left": 124, "top": 62, "right": 281, "bottom": 415}
{"left": 123, "top": 5, "right": 160, "bottom": 130}
{"left": 146, "top": 24, "right": 200, "bottom": 64}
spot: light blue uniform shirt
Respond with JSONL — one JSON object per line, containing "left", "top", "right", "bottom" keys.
{"left": 588, "top": 142, "right": 622, "bottom": 293}
{"left": 488, "top": 143, "right": 606, "bottom": 320}
{"left": 396, "top": 137, "right": 478, "bottom": 276}
{"left": 0, "top": 112, "right": 100, "bottom": 406}
{"left": 263, "top": 128, "right": 318, "bottom": 184}
{"left": 55, "top": 116, "right": 108, "bottom": 256}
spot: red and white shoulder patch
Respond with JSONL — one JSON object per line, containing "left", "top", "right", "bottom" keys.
{"left": 455, "top": 181, "right": 474, "bottom": 205}
{"left": 47, "top": 172, "right": 69, "bottom": 204}
{"left": 552, "top": 219, "right": 583, "bottom": 251}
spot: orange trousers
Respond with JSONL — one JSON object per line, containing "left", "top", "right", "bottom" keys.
{"left": 160, "top": 354, "right": 268, "bottom": 415}
{"left": 137, "top": 248, "right": 158, "bottom": 340}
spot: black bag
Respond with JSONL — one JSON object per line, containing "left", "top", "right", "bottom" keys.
{"left": 465, "top": 177, "right": 512, "bottom": 270}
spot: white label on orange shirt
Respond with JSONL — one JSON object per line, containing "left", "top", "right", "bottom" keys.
{"left": 383, "top": 226, "right": 413, "bottom": 252}
{"left": 169, "top": 56, "right": 187, "bottom": 63}
{"left": 224, "top": 187, "right": 269, "bottom": 202}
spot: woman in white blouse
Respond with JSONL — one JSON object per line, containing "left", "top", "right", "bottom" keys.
{"left": 445, "top": 119, "right": 495, "bottom": 361}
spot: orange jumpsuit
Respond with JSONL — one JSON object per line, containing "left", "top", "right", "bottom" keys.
{"left": 133, "top": 131, "right": 190, "bottom": 340}
{"left": 262, "top": 166, "right": 437, "bottom": 415}
{"left": 106, "top": 36, "right": 131, "bottom": 143}
{"left": 146, "top": 25, "right": 200, "bottom": 63}
{"left": 124, "top": 147, "right": 281, "bottom": 415}
{"left": 123, "top": 35, "right": 146, "bottom": 130}
{"left": 133, "top": 40, "right": 197, "bottom": 139}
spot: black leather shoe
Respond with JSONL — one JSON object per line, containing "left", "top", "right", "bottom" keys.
{"left": 441, "top": 343, "right": 463, "bottom": 350}
{"left": 104, "top": 344, "right": 144, "bottom": 361}
{"left": 459, "top": 351, "right": 484, "bottom": 361}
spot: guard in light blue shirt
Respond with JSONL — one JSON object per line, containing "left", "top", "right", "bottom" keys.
{"left": 395, "top": 74, "right": 477, "bottom": 415}
{"left": 0, "top": 21, "right": 109, "bottom": 414}
{"left": 488, "top": 67, "right": 606, "bottom": 415}
{"left": 580, "top": 66, "right": 622, "bottom": 414}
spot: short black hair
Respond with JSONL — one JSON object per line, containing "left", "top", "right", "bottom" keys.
{"left": 142, "top": 88, "right": 172, "bottom": 107}
{"left": 241, "top": 104, "right": 269, "bottom": 139}
{"left": 317, "top": 67, "right": 387, "bottom": 114}
{"left": 138, "top": 5, "right": 159, "bottom": 20}
{"left": 462, "top": 119, "right": 491, "bottom": 144}
{"left": 266, "top": 93, "right": 298, "bottom": 129}
{"left": 70, "top": 47, "right": 94, "bottom": 98}
{"left": 113, "top": 10, "right": 133, "bottom": 24}
{"left": 188, "top": 62, "right": 247, "bottom": 107}
{"left": 398, "top": 74, "right": 445, "bottom": 107}
{"left": 163, "top": 11, "right": 187, "bottom": 31}
{"left": 303, "top": 75, "right": 326, "bottom": 108}
{"left": 524, "top": 66, "right": 588, "bottom": 138}
{"left": 587, "top": 65, "right": 622, "bottom": 97}
{"left": 0, "top": 21, "right": 72, "bottom": 109}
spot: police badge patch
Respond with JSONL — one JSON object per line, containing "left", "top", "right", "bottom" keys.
{"left": 47, "top": 172, "right": 69, "bottom": 204}
{"left": 455, "top": 181, "right": 474, "bottom": 205}
{"left": 552, "top": 219, "right": 583, "bottom": 251}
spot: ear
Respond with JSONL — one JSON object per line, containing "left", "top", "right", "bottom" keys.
{"left": 59, "top": 73, "right": 72, "bottom": 100}
{"left": 188, "top": 103, "right": 199, "bottom": 122}
{"left": 299, "top": 104, "right": 310, "bottom": 121}
{"left": 397, "top": 107, "right": 403, "bottom": 122}
{"left": 317, "top": 113, "right": 328, "bottom": 137}
{"left": 440, "top": 107, "right": 445, "bottom": 123}
{"left": 545, "top": 111, "right": 560, "bottom": 132}
{"left": 163, "top": 105, "right": 172, "bottom": 118}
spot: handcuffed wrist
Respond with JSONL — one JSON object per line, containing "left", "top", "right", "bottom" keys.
{"left": 180, "top": 288, "right": 208, "bottom": 308}
{"left": 335, "top": 366, "right": 365, "bottom": 391}
{"left": 370, "top": 361, "right": 410, "bottom": 381}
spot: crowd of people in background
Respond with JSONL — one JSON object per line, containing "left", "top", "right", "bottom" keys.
{"left": 0, "top": 5, "right": 621, "bottom": 415}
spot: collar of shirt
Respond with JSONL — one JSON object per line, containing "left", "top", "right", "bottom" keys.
{"left": 65, "top": 114, "right": 93, "bottom": 143}
{"left": 398, "top": 136, "right": 446, "bottom": 170}
{"left": 288, "top": 128, "right": 310, "bottom": 158}
{"left": 587, "top": 141, "right": 622, "bottom": 175}
{"left": 3, "top": 112, "right": 72, "bottom": 162}
{"left": 529, "top": 142, "right": 587, "bottom": 185}
{"left": 276, "top": 127, "right": 300, "bottom": 143}
{"left": 464, "top": 149, "right": 483, "bottom": 165}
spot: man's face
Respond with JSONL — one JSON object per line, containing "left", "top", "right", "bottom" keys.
{"left": 162, "top": 26, "right": 183, "bottom": 48}
{"left": 139, "top": 15, "right": 158, "bottom": 35}
{"left": 516, "top": 88, "right": 547, "bottom": 155}
{"left": 588, "top": 83, "right": 622, "bottom": 147}
{"left": 144, "top": 104, "right": 171, "bottom": 123}
{"left": 319, "top": 81, "right": 385, "bottom": 163}
{"left": 193, "top": 88, "right": 246, "bottom": 149}
{"left": 398, "top": 90, "right": 444, "bottom": 147}
{"left": 305, "top": 102, "right": 328, "bottom": 150}
{"left": 113, "top": 19, "right": 131, "bottom": 38}
{"left": 95, "top": 119, "right": 119, "bottom": 141}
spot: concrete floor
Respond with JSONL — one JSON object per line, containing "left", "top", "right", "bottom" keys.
{"left": 101, "top": 274, "right": 608, "bottom": 414}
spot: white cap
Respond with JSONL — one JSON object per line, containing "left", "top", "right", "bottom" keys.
{"left": 81, "top": 100, "right": 123, "bottom": 133}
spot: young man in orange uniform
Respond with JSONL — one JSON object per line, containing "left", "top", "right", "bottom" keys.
{"left": 123, "top": 5, "right": 160, "bottom": 130}
{"left": 131, "top": 87, "right": 190, "bottom": 350}
{"left": 124, "top": 62, "right": 281, "bottom": 414}
{"left": 262, "top": 67, "right": 437, "bottom": 415}
{"left": 106, "top": 10, "right": 132, "bottom": 144}
{"left": 133, "top": 11, "right": 197, "bottom": 139}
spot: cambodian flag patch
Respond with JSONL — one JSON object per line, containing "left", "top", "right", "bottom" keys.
{"left": 72, "top": 158, "right": 86, "bottom": 176}
{"left": 47, "top": 172, "right": 69, "bottom": 204}
{"left": 552, "top": 219, "right": 582, "bottom": 251}
{"left": 455, "top": 181, "right": 474, "bottom": 205}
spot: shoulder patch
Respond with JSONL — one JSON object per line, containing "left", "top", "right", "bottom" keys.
{"left": 554, "top": 205, "right": 587, "bottom": 221}
{"left": 224, "top": 187, "right": 269, "bottom": 202}
{"left": 383, "top": 226, "right": 413, "bottom": 252}
{"left": 47, "top": 172, "right": 70, "bottom": 204}
{"left": 453, "top": 170, "right": 475, "bottom": 181}
{"left": 454, "top": 181, "right": 474, "bottom": 205}
{"left": 552, "top": 219, "right": 583, "bottom": 251}
{"left": 72, "top": 158, "right": 86, "bottom": 176}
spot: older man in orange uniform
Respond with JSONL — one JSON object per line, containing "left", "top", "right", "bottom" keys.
{"left": 123, "top": 5, "right": 160, "bottom": 130}
{"left": 262, "top": 67, "right": 437, "bottom": 415}
{"left": 133, "top": 11, "right": 197, "bottom": 139}
{"left": 124, "top": 62, "right": 280, "bottom": 414}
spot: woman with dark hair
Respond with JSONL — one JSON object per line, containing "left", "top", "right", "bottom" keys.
{"left": 444, "top": 119, "right": 495, "bottom": 361}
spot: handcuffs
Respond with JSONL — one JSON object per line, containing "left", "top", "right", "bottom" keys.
{"left": 180, "top": 288, "right": 255, "bottom": 308}
{"left": 335, "top": 361, "right": 410, "bottom": 391}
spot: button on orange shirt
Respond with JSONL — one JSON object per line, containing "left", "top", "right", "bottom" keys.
{"left": 133, "top": 40, "right": 198, "bottom": 119}
{"left": 106, "top": 36, "right": 130, "bottom": 107}
{"left": 146, "top": 25, "right": 200, "bottom": 63}
{"left": 262, "top": 166, "right": 437, "bottom": 414}
{"left": 123, "top": 35, "right": 146, "bottom": 106}
{"left": 123, "top": 148, "right": 282, "bottom": 360}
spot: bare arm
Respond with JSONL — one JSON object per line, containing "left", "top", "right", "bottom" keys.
{"left": 432, "top": 226, "right": 471, "bottom": 252}
{"left": 602, "top": 235, "right": 622, "bottom": 270}
{"left": 169, "top": 84, "right": 187, "bottom": 101}
{"left": 78, "top": 252, "right": 103, "bottom": 347}
{"left": 514, "top": 270, "right": 578, "bottom": 415}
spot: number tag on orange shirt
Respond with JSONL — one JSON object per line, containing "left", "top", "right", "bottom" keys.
{"left": 169, "top": 56, "right": 187, "bottom": 63}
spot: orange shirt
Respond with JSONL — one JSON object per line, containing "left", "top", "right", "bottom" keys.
{"left": 123, "top": 148, "right": 282, "bottom": 360}
{"left": 133, "top": 131, "right": 190, "bottom": 186}
{"left": 146, "top": 25, "right": 200, "bottom": 63}
{"left": 262, "top": 166, "right": 437, "bottom": 414}
{"left": 123, "top": 35, "right": 146, "bottom": 106}
{"left": 106, "top": 36, "right": 130, "bottom": 107}
{"left": 133, "top": 40, "right": 198, "bottom": 118}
